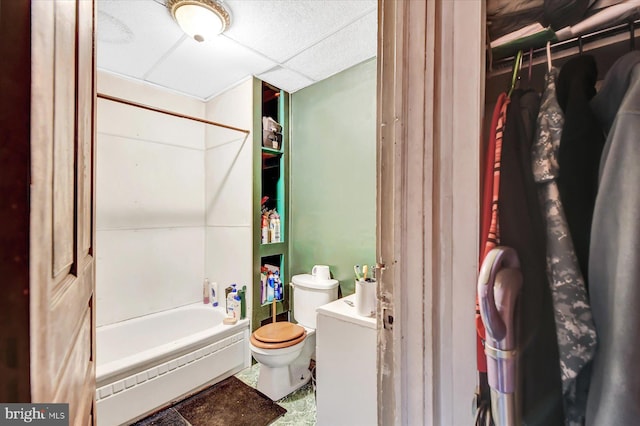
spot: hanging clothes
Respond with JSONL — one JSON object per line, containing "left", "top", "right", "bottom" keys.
{"left": 477, "top": 93, "right": 510, "bottom": 374}
{"left": 499, "top": 89, "right": 564, "bottom": 425}
{"left": 586, "top": 50, "right": 640, "bottom": 426}
{"left": 556, "top": 55, "right": 606, "bottom": 284}
{"left": 531, "top": 68, "right": 598, "bottom": 425}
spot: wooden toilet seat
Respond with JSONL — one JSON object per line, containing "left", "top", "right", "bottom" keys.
{"left": 250, "top": 322, "right": 306, "bottom": 349}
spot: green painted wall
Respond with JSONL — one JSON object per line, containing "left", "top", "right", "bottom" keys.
{"left": 290, "top": 58, "right": 376, "bottom": 295}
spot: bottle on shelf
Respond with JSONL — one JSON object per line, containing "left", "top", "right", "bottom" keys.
{"left": 268, "top": 213, "right": 276, "bottom": 243}
{"left": 211, "top": 281, "right": 218, "bottom": 307}
{"left": 266, "top": 272, "right": 275, "bottom": 302}
{"left": 238, "top": 285, "right": 247, "bottom": 319}
{"left": 274, "top": 271, "right": 282, "bottom": 300}
{"left": 225, "top": 284, "right": 236, "bottom": 314}
{"left": 261, "top": 213, "right": 269, "bottom": 244}
{"left": 260, "top": 268, "right": 267, "bottom": 304}
{"left": 227, "top": 286, "right": 240, "bottom": 318}
{"left": 273, "top": 212, "right": 281, "bottom": 243}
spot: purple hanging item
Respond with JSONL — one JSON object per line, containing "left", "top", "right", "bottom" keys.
{"left": 477, "top": 246, "right": 522, "bottom": 426}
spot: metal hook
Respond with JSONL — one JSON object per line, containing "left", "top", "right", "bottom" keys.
{"left": 527, "top": 48, "right": 533, "bottom": 82}
{"left": 578, "top": 36, "right": 583, "bottom": 55}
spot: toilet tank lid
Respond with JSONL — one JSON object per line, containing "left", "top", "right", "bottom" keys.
{"left": 292, "top": 274, "right": 339, "bottom": 290}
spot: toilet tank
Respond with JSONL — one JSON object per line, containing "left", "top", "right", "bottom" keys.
{"left": 291, "top": 274, "right": 339, "bottom": 329}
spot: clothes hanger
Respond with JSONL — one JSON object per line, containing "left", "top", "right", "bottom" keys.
{"left": 527, "top": 48, "right": 534, "bottom": 83}
{"left": 487, "top": 27, "right": 494, "bottom": 73}
{"left": 546, "top": 41, "right": 552, "bottom": 72}
{"left": 578, "top": 35, "right": 584, "bottom": 55}
{"left": 508, "top": 50, "right": 523, "bottom": 98}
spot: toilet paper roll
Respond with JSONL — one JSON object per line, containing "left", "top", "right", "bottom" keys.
{"left": 355, "top": 279, "right": 377, "bottom": 317}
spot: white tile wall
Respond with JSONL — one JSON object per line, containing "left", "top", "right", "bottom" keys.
{"left": 98, "top": 70, "right": 205, "bottom": 118}
{"left": 205, "top": 126, "right": 247, "bottom": 150}
{"left": 97, "top": 98, "right": 205, "bottom": 150}
{"left": 97, "top": 73, "right": 254, "bottom": 327}
{"left": 97, "top": 73, "right": 207, "bottom": 326}
{"left": 204, "top": 78, "right": 254, "bottom": 320}
{"left": 205, "top": 227, "right": 252, "bottom": 319}
{"left": 96, "top": 227, "right": 205, "bottom": 326}
{"left": 97, "top": 133, "right": 204, "bottom": 230}
{"left": 204, "top": 138, "right": 252, "bottom": 227}
{"left": 205, "top": 79, "right": 253, "bottom": 130}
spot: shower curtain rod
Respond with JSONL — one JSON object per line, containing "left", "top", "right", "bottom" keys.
{"left": 488, "top": 19, "right": 640, "bottom": 76}
{"left": 97, "top": 93, "right": 251, "bottom": 135}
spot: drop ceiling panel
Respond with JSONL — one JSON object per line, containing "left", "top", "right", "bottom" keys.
{"left": 97, "top": 0, "right": 184, "bottom": 79}
{"left": 284, "top": 10, "right": 377, "bottom": 81}
{"left": 257, "top": 66, "right": 316, "bottom": 93}
{"left": 96, "top": 0, "right": 378, "bottom": 98}
{"left": 145, "top": 36, "right": 277, "bottom": 99}
{"left": 224, "top": 0, "right": 376, "bottom": 63}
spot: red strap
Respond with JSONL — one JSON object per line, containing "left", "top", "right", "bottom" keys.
{"left": 476, "top": 93, "right": 509, "bottom": 372}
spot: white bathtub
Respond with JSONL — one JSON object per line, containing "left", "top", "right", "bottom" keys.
{"left": 95, "top": 303, "right": 250, "bottom": 426}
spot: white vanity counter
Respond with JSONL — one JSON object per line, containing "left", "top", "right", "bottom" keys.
{"left": 315, "top": 294, "right": 377, "bottom": 426}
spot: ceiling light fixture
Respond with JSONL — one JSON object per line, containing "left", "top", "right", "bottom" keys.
{"left": 167, "top": 0, "right": 231, "bottom": 43}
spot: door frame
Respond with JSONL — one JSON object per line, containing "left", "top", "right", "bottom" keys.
{"left": 376, "top": 1, "right": 485, "bottom": 424}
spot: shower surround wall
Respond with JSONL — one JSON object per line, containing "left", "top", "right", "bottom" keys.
{"left": 96, "top": 72, "right": 206, "bottom": 327}
{"left": 96, "top": 72, "right": 254, "bottom": 327}
{"left": 204, "top": 79, "right": 254, "bottom": 322}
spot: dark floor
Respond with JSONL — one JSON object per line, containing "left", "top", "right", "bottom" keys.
{"left": 134, "top": 407, "right": 189, "bottom": 426}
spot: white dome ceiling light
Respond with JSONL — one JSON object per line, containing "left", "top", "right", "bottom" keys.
{"left": 167, "top": 0, "right": 231, "bottom": 42}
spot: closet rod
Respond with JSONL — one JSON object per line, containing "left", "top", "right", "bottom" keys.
{"left": 97, "top": 93, "right": 251, "bottom": 134}
{"left": 489, "top": 19, "right": 640, "bottom": 76}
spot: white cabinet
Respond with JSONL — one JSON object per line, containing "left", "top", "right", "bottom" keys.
{"left": 316, "top": 294, "right": 377, "bottom": 426}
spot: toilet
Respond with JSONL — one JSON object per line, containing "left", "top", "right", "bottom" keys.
{"left": 250, "top": 271, "right": 339, "bottom": 400}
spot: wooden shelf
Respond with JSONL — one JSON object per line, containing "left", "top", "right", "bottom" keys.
{"left": 262, "top": 152, "right": 281, "bottom": 170}
{"left": 253, "top": 79, "right": 289, "bottom": 332}
{"left": 261, "top": 146, "right": 283, "bottom": 156}
{"left": 260, "top": 242, "right": 286, "bottom": 256}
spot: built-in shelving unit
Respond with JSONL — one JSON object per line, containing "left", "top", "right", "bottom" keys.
{"left": 252, "top": 79, "right": 290, "bottom": 331}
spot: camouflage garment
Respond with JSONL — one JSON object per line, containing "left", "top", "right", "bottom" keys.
{"left": 531, "top": 68, "right": 598, "bottom": 425}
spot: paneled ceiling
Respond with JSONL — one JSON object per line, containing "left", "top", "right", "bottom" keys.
{"left": 97, "top": 0, "right": 378, "bottom": 100}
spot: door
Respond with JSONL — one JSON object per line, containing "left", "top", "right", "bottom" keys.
{"left": 30, "top": 0, "right": 97, "bottom": 424}
{"left": 376, "top": 0, "right": 483, "bottom": 424}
